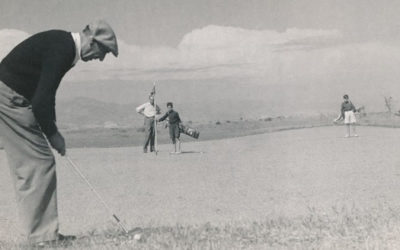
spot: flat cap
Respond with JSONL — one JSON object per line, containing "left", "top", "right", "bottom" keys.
{"left": 87, "top": 20, "right": 118, "bottom": 57}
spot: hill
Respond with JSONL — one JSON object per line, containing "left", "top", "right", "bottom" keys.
{"left": 57, "top": 97, "right": 141, "bottom": 129}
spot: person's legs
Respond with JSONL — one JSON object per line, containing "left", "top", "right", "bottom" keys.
{"left": 143, "top": 117, "right": 152, "bottom": 152}
{"left": 350, "top": 111, "right": 358, "bottom": 137}
{"left": 345, "top": 124, "right": 350, "bottom": 137}
{"left": 169, "top": 124, "right": 177, "bottom": 153}
{"left": 344, "top": 111, "right": 351, "bottom": 137}
{"left": 176, "top": 139, "right": 181, "bottom": 153}
{"left": 351, "top": 123, "right": 357, "bottom": 136}
{"left": 0, "top": 82, "right": 58, "bottom": 243}
{"left": 150, "top": 120, "right": 155, "bottom": 152}
{"left": 176, "top": 125, "right": 181, "bottom": 153}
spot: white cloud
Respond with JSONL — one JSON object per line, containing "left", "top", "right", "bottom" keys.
{"left": 2, "top": 26, "right": 400, "bottom": 89}
{"left": 66, "top": 25, "right": 344, "bottom": 81}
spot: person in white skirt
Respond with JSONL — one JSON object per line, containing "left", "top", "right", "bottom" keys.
{"left": 334, "top": 94, "right": 358, "bottom": 137}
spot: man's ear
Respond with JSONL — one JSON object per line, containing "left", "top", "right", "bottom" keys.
{"left": 87, "top": 36, "right": 95, "bottom": 47}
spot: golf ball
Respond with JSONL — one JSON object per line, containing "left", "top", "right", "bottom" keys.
{"left": 133, "top": 233, "right": 142, "bottom": 240}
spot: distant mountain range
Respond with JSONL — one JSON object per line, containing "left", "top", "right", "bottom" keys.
{"left": 52, "top": 78, "right": 396, "bottom": 129}
{"left": 56, "top": 79, "right": 343, "bottom": 130}
{"left": 57, "top": 97, "right": 142, "bottom": 129}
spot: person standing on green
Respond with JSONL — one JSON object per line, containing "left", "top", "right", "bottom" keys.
{"left": 136, "top": 95, "right": 160, "bottom": 153}
{"left": 334, "top": 94, "right": 358, "bottom": 137}
{"left": 158, "top": 102, "right": 182, "bottom": 153}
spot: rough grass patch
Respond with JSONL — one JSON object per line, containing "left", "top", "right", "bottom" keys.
{"left": 3, "top": 205, "right": 399, "bottom": 249}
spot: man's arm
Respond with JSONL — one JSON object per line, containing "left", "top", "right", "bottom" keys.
{"left": 340, "top": 103, "right": 345, "bottom": 119}
{"left": 136, "top": 103, "right": 146, "bottom": 114}
{"left": 158, "top": 112, "right": 168, "bottom": 122}
{"left": 351, "top": 102, "right": 356, "bottom": 112}
{"left": 31, "top": 49, "right": 72, "bottom": 155}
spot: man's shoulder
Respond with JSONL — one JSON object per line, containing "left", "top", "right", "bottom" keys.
{"left": 18, "top": 30, "right": 74, "bottom": 56}
{"left": 26, "top": 30, "right": 72, "bottom": 43}
{"left": 4, "top": 30, "right": 73, "bottom": 55}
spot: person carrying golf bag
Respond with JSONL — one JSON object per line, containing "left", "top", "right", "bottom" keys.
{"left": 158, "top": 102, "right": 182, "bottom": 153}
{"left": 0, "top": 20, "right": 118, "bottom": 247}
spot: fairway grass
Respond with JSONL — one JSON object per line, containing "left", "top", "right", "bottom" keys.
{"left": 2, "top": 125, "right": 400, "bottom": 249}
{"left": 1, "top": 205, "right": 400, "bottom": 249}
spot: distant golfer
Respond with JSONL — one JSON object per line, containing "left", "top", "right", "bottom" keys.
{"left": 335, "top": 94, "right": 358, "bottom": 137}
{"left": 0, "top": 20, "right": 118, "bottom": 247}
{"left": 136, "top": 95, "right": 160, "bottom": 153}
{"left": 158, "top": 102, "right": 182, "bottom": 153}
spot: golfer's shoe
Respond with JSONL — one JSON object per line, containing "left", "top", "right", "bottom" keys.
{"left": 150, "top": 146, "right": 155, "bottom": 152}
{"left": 34, "top": 234, "right": 76, "bottom": 248}
{"left": 353, "top": 134, "right": 358, "bottom": 137}
{"left": 345, "top": 134, "right": 350, "bottom": 138}
{"left": 143, "top": 148, "right": 148, "bottom": 153}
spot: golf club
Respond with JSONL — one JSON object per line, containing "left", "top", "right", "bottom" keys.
{"left": 64, "top": 155, "right": 129, "bottom": 234}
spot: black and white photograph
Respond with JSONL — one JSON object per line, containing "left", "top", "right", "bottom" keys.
{"left": 1, "top": 0, "right": 400, "bottom": 249}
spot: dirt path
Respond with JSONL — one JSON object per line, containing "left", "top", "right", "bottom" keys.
{"left": 1, "top": 126, "right": 400, "bottom": 239}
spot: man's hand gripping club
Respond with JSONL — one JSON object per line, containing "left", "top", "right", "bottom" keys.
{"left": 49, "top": 131, "right": 66, "bottom": 156}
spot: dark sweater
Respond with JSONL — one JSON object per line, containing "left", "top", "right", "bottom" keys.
{"left": 159, "top": 110, "right": 181, "bottom": 124}
{"left": 340, "top": 100, "right": 356, "bottom": 118}
{"left": 0, "top": 30, "right": 76, "bottom": 137}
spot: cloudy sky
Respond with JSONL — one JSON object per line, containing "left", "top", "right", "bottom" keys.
{"left": 1, "top": 0, "right": 400, "bottom": 111}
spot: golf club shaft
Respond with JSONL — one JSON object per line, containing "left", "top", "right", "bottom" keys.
{"left": 64, "top": 155, "right": 129, "bottom": 234}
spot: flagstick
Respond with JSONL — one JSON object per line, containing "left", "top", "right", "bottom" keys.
{"left": 153, "top": 82, "right": 158, "bottom": 155}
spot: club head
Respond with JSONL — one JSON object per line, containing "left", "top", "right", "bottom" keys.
{"left": 127, "top": 227, "right": 143, "bottom": 235}
{"left": 126, "top": 227, "right": 144, "bottom": 242}
{"left": 126, "top": 227, "right": 143, "bottom": 237}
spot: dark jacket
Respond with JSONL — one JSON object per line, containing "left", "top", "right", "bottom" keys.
{"left": 159, "top": 110, "right": 181, "bottom": 125}
{"left": 0, "top": 30, "right": 76, "bottom": 137}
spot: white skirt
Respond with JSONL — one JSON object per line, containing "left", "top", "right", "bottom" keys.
{"left": 344, "top": 110, "right": 356, "bottom": 124}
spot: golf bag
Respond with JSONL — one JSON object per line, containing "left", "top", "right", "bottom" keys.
{"left": 179, "top": 124, "right": 200, "bottom": 139}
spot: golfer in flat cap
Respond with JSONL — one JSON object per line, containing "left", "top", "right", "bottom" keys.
{"left": 0, "top": 20, "right": 118, "bottom": 247}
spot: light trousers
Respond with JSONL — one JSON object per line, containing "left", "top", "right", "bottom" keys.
{"left": 143, "top": 116, "right": 155, "bottom": 149}
{"left": 0, "top": 81, "right": 58, "bottom": 243}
